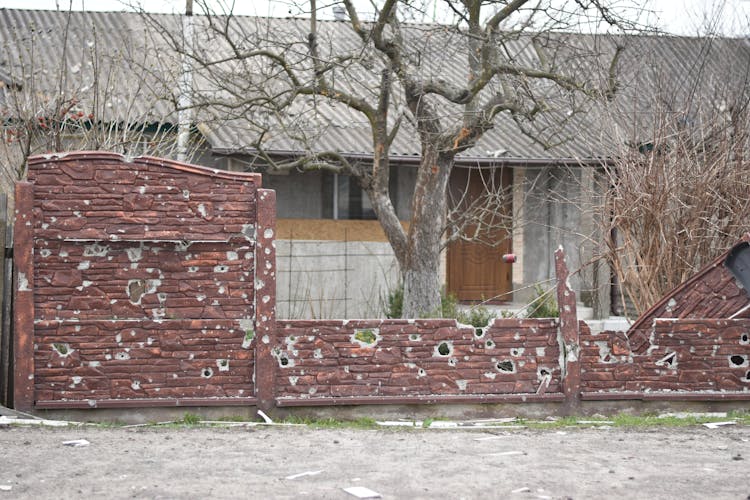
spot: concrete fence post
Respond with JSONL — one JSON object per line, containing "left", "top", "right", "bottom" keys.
{"left": 555, "top": 246, "right": 581, "bottom": 414}
{"left": 254, "top": 188, "right": 277, "bottom": 413}
{"left": 13, "top": 182, "right": 34, "bottom": 412}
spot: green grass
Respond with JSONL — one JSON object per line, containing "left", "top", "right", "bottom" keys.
{"left": 517, "top": 411, "right": 750, "bottom": 429}
{"left": 72, "top": 411, "right": 750, "bottom": 430}
{"left": 181, "top": 412, "right": 201, "bottom": 425}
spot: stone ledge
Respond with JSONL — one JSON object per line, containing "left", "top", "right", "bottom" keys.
{"left": 34, "top": 397, "right": 258, "bottom": 409}
{"left": 581, "top": 391, "right": 750, "bottom": 402}
{"left": 275, "top": 393, "right": 566, "bottom": 407}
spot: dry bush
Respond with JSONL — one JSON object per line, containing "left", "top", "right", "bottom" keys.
{"left": 601, "top": 101, "right": 750, "bottom": 315}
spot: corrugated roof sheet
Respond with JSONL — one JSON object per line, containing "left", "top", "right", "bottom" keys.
{"left": 0, "top": 9, "right": 180, "bottom": 123}
{"left": 1, "top": 8, "right": 749, "bottom": 162}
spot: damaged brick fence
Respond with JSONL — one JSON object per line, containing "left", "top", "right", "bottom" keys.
{"left": 13, "top": 152, "right": 276, "bottom": 411}
{"left": 10, "top": 153, "right": 750, "bottom": 414}
{"left": 273, "top": 318, "right": 565, "bottom": 406}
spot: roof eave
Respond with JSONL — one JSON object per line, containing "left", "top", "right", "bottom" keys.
{"left": 209, "top": 148, "right": 612, "bottom": 167}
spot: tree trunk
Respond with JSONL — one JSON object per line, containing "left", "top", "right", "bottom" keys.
{"left": 401, "top": 147, "right": 454, "bottom": 318}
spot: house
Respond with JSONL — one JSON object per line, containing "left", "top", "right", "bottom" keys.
{"left": 1, "top": 7, "right": 749, "bottom": 319}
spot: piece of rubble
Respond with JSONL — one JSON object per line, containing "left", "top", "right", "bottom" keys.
{"left": 474, "top": 435, "right": 509, "bottom": 441}
{"left": 488, "top": 450, "right": 525, "bottom": 457}
{"left": 257, "top": 410, "right": 274, "bottom": 424}
{"left": 660, "top": 412, "right": 727, "bottom": 419}
{"left": 343, "top": 486, "right": 381, "bottom": 498}
{"left": 62, "top": 439, "right": 90, "bottom": 447}
{"left": 375, "top": 420, "right": 418, "bottom": 427}
{"left": 703, "top": 421, "right": 736, "bottom": 429}
{"left": 285, "top": 470, "right": 324, "bottom": 480}
{"left": 0, "top": 416, "right": 72, "bottom": 427}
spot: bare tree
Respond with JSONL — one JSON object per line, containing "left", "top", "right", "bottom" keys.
{"left": 142, "top": 0, "right": 637, "bottom": 317}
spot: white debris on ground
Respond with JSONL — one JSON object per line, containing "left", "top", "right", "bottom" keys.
{"left": 0, "top": 415, "right": 77, "bottom": 427}
{"left": 376, "top": 417, "right": 522, "bottom": 429}
{"left": 343, "top": 486, "right": 382, "bottom": 498}
{"left": 62, "top": 439, "right": 90, "bottom": 447}
{"left": 285, "top": 470, "right": 324, "bottom": 480}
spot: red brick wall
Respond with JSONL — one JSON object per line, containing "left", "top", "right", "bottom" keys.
{"left": 274, "top": 318, "right": 562, "bottom": 402}
{"left": 580, "top": 320, "right": 750, "bottom": 394}
{"left": 19, "top": 152, "right": 267, "bottom": 407}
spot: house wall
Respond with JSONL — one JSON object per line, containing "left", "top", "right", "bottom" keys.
{"left": 246, "top": 166, "right": 414, "bottom": 319}
{"left": 259, "top": 171, "right": 325, "bottom": 219}
{"left": 516, "top": 166, "right": 598, "bottom": 309}
{"left": 223, "top": 153, "right": 608, "bottom": 317}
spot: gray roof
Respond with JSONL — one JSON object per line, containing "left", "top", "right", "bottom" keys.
{"left": 0, "top": 9, "right": 179, "bottom": 123}
{"left": 1, "top": 8, "right": 749, "bottom": 163}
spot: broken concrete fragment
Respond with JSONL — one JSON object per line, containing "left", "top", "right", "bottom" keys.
{"left": 257, "top": 410, "right": 274, "bottom": 424}
{"left": 703, "top": 421, "right": 736, "bottom": 429}
{"left": 285, "top": 470, "right": 324, "bottom": 480}
{"left": 0, "top": 416, "right": 73, "bottom": 427}
{"left": 62, "top": 439, "right": 90, "bottom": 447}
{"left": 343, "top": 486, "right": 382, "bottom": 499}
{"left": 487, "top": 451, "right": 525, "bottom": 457}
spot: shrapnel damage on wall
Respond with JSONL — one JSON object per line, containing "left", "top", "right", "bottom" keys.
{"left": 13, "top": 152, "right": 276, "bottom": 411}
{"left": 11, "top": 153, "right": 750, "bottom": 414}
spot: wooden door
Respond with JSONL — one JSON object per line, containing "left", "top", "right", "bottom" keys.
{"left": 447, "top": 166, "right": 512, "bottom": 302}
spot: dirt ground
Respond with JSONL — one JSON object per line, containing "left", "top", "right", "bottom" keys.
{"left": 1, "top": 423, "right": 749, "bottom": 499}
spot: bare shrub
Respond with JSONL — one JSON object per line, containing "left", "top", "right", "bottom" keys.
{"left": 601, "top": 91, "right": 750, "bottom": 315}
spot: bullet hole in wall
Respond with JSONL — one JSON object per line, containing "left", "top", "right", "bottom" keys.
{"left": 657, "top": 351, "right": 677, "bottom": 368}
{"left": 496, "top": 360, "right": 515, "bottom": 373}
{"left": 730, "top": 354, "right": 747, "bottom": 367}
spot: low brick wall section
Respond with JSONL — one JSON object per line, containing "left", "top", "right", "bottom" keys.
{"left": 34, "top": 319, "right": 255, "bottom": 403}
{"left": 274, "top": 318, "right": 562, "bottom": 403}
{"left": 626, "top": 236, "right": 750, "bottom": 354}
{"left": 580, "top": 319, "right": 750, "bottom": 396}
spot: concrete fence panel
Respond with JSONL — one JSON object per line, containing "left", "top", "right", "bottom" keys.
{"left": 14, "top": 152, "right": 275, "bottom": 410}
